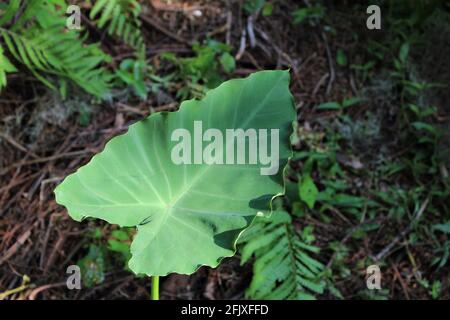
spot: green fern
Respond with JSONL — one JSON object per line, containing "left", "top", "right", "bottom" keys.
{"left": 90, "top": 0, "right": 145, "bottom": 59}
{"left": 239, "top": 211, "right": 326, "bottom": 299}
{"left": 0, "top": 44, "right": 17, "bottom": 90}
{"left": 0, "top": 0, "right": 112, "bottom": 98}
{"left": 0, "top": 0, "right": 21, "bottom": 28}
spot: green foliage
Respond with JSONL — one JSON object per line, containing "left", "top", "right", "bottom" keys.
{"left": 107, "top": 229, "right": 133, "bottom": 268}
{"left": 417, "top": 278, "right": 442, "bottom": 299}
{"left": 243, "top": 0, "right": 266, "bottom": 14}
{"left": 0, "top": 44, "right": 16, "bottom": 90}
{"left": 357, "top": 288, "right": 390, "bottom": 300}
{"left": 262, "top": 3, "right": 274, "bottom": 17}
{"left": 77, "top": 227, "right": 133, "bottom": 287}
{"left": 288, "top": 4, "right": 450, "bottom": 299}
{"left": 239, "top": 211, "right": 325, "bottom": 299}
{"left": 162, "top": 40, "right": 236, "bottom": 99}
{"left": 90, "top": 0, "right": 145, "bottom": 59}
{"left": 292, "top": 2, "right": 325, "bottom": 25}
{"left": 389, "top": 0, "right": 443, "bottom": 27}
{"left": 292, "top": 144, "right": 377, "bottom": 222}
{"left": 316, "top": 97, "right": 361, "bottom": 111}
{"left": 430, "top": 280, "right": 442, "bottom": 299}
{"left": 77, "top": 244, "right": 106, "bottom": 288}
{"left": 0, "top": 0, "right": 112, "bottom": 98}
{"left": 299, "top": 175, "right": 318, "bottom": 209}
{"left": 0, "top": 0, "right": 147, "bottom": 98}
{"left": 219, "top": 52, "right": 236, "bottom": 73}
{"left": 55, "top": 70, "right": 295, "bottom": 277}
{"left": 434, "top": 221, "right": 450, "bottom": 234}
{"left": 115, "top": 58, "right": 148, "bottom": 99}
{"left": 336, "top": 49, "right": 347, "bottom": 67}
{"left": 432, "top": 240, "right": 450, "bottom": 269}
{"left": 0, "top": 0, "right": 20, "bottom": 27}
{"left": 431, "top": 221, "right": 450, "bottom": 268}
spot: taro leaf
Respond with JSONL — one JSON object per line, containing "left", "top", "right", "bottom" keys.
{"left": 55, "top": 70, "right": 295, "bottom": 276}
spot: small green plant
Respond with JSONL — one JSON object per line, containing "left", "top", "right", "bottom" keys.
{"left": 78, "top": 244, "right": 106, "bottom": 288}
{"left": 76, "top": 227, "right": 133, "bottom": 288}
{"left": 336, "top": 49, "right": 348, "bottom": 67}
{"left": 55, "top": 70, "right": 296, "bottom": 299}
{"left": 162, "top": 40, "right": 236, "bottom": 99}
{"left": 432, "top": 222, "right": 450, "bottom": 268}
{"left": 243, "top": 0, "right": 273, "bottom": 15}
{"left": 418, "top": 279, "right": 442, "bottom": 299}
{"left": 316, "top": 98, "right": 362, "bottom": 111}
{"left": 115, "top": 58, "right": 148, "bottom": 99}
{"left": 292, "top": 2, "right": 326, "bottom": 25}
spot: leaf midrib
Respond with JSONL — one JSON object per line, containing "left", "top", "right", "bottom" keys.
{"left": 146, "top": 74, "right": 284, "bottom": 241}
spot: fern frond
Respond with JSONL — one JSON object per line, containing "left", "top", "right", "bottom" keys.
{"left": 0, "top": 1, "right": 113, "bottom": 98}
{"left": 239, "top": 211, "right": 325, "bottom": 300}
{"left": 0, "top": 43, "right": 17, "bottom": 90}
{"left": 90, "top": 0, "right": 145, "bottom": 58}
{"left": 0, "top": 0, "right": 21, "bottom": 27}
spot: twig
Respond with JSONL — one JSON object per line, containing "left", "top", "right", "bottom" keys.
{"left": 0, "top": 132, "right": 37, "bottom": 157}
{"left": 326, "top": 218, "right": 385, "bottom": 268}
{"left": 0, "top": 276, "right": 30, "bottom": 300}
{"left": 235, "top": 28, "right": 247, "bottom": 60}
{"left": 247, "top": 15, "right": 256, "bottom": 48}
{"left": 374, "top": 198, "right": 430, "bottom": 261}
{"left": 0, "top": 150, "right": 95, "bottom": 176}
{"left": 313, "top": 73, "right": 329, "bottom": 96}
{"left": 225, "top": 9, "right": 232, "bottom": 45}
{"left": 28, "top": 282, "right": 66, "bottom": 300}
{"left": 140, "top": 14, "right": 191, "bottom": 45}
{"left": 44, "top": 233, "right": 66, "bottom": 273}
{"left": 254, "top": 27, "right": 297, "bottom": 71}
{"left": 150, "top": 102, "right": 178, "bottom": 113}
{"left": 0, "top": 229, "right": 32, "bottom": 265}
{"left": 321, "top": 32, "right": 335, "bottom": 96}
{"left": 392, "top": 263, "right": 410, "bottom": 300}
{"left": 117, "top": 102, "right": 148, "bottom": 116}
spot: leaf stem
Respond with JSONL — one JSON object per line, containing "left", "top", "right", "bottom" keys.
{"left": 151, "top": 276, "right": 159, "bottom": 300}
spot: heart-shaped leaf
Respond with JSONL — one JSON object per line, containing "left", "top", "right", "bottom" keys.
{"left": 55, "top": 70, "right": 295, "bottom": 276}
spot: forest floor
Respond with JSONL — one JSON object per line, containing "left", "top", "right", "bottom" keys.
{"left": 1, "top": 1, "right": 449, "bottom": 299}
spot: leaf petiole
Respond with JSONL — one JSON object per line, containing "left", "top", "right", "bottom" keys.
{"left": 151, "top": 276, "right": 159, "bottom": 300}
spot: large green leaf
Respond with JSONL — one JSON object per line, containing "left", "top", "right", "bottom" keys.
{"left": 55, "top": 70, "right": 296, "bottom": 276}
